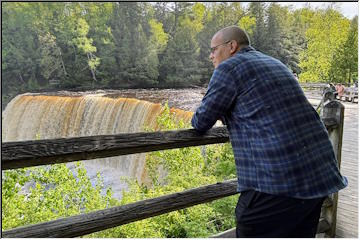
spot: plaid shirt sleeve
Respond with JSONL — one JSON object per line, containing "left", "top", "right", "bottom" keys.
{"left": 191, "top": 66, "right": 237, "bottom": 132}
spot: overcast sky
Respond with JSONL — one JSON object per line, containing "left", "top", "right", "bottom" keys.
{"left": 241, "top": 2, "right": 358, "bottom": 19}
{"left": 279, "top": 2, "right": 358, "bottom": 19}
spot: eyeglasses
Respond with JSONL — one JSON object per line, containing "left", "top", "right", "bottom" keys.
{"left": 210, "top": 40, "right": 231, "bottom": 54}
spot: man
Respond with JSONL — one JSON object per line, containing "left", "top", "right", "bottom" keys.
{"left": 191, "top": 26, "right": 347, "bottom": 237}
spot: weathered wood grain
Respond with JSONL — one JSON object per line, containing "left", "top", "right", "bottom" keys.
{"left": 2, "top": 179, "right": 239, "bottom": 238}
{"left": 322, "top": 101, "right": 344, "bottom": 238}
{"left": 2, "top": 127, "right": 229, "bottom": 170}
{"left": 2, "top": 119, "right": 338, "bottom": 170}
{"left": 335, "top": 102, "right": 358, "bottom": 238}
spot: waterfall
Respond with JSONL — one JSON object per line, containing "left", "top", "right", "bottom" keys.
{"left": 2, "top": 92, "right": 193, "bottom": 199}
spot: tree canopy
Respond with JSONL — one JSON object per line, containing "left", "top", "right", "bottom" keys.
{"left": 2, "top": 2, "right": 358, "bottom": 108}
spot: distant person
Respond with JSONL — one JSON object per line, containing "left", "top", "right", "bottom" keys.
{"left": 352, "top": 81, "right": 358, "bottom": 88}
{"left": 335, "top": 83, "right": 345, "bottom": 97}
{"left": 191, "top": 26, "right": 347, "bottom": 238}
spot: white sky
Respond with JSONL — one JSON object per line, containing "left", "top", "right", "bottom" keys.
{"left": 278, "top": 2, "right": 358, "bottom": 19}
{"left": 242, "top": 2, "right": 358, "bottom": 19}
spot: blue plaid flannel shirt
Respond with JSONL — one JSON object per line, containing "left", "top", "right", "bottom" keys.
{"left": 192, "top": 46, "right": 347, "bottom": 199}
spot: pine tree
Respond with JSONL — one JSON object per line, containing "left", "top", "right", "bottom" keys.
{"left": 248, "top": 2, "right": 267, "bottom": 52}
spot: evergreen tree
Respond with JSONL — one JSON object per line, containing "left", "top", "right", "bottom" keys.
{"left": 265, "top": 3, "right": 302, "bottom": 73}
{"left": 2, "top": 3, "right": 41, "bottom": 93}
{"left": 248, "top": 2, "right": 267, "bottom": 52}
{"left": 109, "top": 2, "right": 158, "bottom": 87}
{"left": 160, "top": 2, "right": 203, "bottom": 87}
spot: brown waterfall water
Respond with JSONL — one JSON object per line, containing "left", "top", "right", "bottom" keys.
{"left": 2, "top": 89, "right": 203, "bottom": 199}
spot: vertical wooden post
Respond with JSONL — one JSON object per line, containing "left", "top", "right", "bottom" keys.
{"left": 321, "top": 100, "right": 345, "bottom": 238}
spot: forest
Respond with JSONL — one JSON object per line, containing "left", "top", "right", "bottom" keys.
{"left": 2, "top": 1, "right": 358, "bottom": 107}
{"left": 1, "top": 2, "right": 358, "bottom": 237}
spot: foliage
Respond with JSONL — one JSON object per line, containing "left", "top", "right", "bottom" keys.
{"left": 2, "top": 163, "right": 117, "bottom": 231}
{"left": 328, "top": 16, "right": 358, "bottom": 84}
{"left": 238, "top": 16, "right": 256, "bottom": 36}
{"left": 248, "top": 2, "right": 267, "bottom": 52}
{"left": 2, "top": 2, "right": 358, "bottom": 107}
{"left": 298, "top": 7, "right": 350, "bottom": 82}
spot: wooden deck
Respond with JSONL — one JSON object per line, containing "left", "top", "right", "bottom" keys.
{"left": 336, "top": 101, "right": 358, "bottom": 238}
{"left": 308, "top": 99, "right": 358, "bottom": 238}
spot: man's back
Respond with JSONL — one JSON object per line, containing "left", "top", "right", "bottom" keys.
{"left": 193, "top": 26, "right": 347, "bottom": 237}
{"left": 193, "top": 46, "right": 347, "bottom": 199}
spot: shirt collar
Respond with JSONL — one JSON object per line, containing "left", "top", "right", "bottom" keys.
{"left": 238, "top": 46, "right": 255, "bottom": 54}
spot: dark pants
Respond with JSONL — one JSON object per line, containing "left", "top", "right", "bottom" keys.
{"left": 235, "top": 190, "right": 325, "bottom": 238}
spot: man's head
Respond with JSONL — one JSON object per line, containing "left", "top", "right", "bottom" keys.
{"left": 209, "top": 26, "right": 250, "bottom": 68}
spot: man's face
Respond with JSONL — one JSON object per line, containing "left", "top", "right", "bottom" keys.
{"left": 209, "top": 34, "right": 232, "bottom": 68}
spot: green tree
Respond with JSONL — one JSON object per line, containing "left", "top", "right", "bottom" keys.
{"left": 80, "top": 2, "right": 115, "bottom": 87}
{"left": 38, "top": 32, "right": 67, "bottom": 83}
{"left": 160, "top": 3, "right": 204, "bottom": 87}
{"left": 264, "top": 3, "right": 303, "bottom": 73}
{"left": 248, "top": 2, "right": 267, "bottom": 52}
{"left": 72, "top": 18, "right": 100, "bottom": 88}
{"left": 298, "top": 7, "right": 350, "bottom": 82}
{"left": 328, "top": 16, "right": 358, "bottom": 85}
{"left": 2, "top": 3, "right": 41, "bottom": 94}
{"left": 238, "top": 15, "right": 256, "bottom": 36}
{"left": 109, "top": 2, "right": 159, "bottom": 87}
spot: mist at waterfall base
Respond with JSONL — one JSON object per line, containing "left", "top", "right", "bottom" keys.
{"left": 2, "top": 89, "right": 204, "bottom": 200}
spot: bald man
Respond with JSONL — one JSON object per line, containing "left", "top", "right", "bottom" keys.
{"left": 192, "top": 26, "right": 347, "bottom": 237}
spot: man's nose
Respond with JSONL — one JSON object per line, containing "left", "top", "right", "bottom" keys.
{"left": 209, "top": 52, "right": 214, "bottom": 60}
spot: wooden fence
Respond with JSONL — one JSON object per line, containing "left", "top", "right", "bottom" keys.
{"left": 1, "top": 100, "right": 344, "bottom": 238}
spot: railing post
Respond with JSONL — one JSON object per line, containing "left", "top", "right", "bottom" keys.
{"left": 321, "top": 100, "right": 345, "bottom": 238}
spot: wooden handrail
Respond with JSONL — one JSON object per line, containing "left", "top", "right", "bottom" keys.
{"left": 2, "top": 179, "right": 238, "bottom": 238}
{"left": 300, "top": 83, "right": 328, "bottom": 88}
{"left": 2, "top": 127, "right": 229, "bottom": 170}
{"left": 2, "top": 119, "right": 337, "bottom": 170}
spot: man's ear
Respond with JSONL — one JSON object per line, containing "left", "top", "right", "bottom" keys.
{"left": 230, "top": 40, "right": 238, "bottom": 54}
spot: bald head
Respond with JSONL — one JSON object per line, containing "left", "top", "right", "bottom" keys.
{"left": 214, "top": 26, "right": 250, "bottom": 49}
{"left": 209, "top": 26, "right": 250, "bottom": 68}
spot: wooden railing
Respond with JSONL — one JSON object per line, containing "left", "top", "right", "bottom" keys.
{"left": 300, "top": 83, "right": 328, "bottom": 89}
{"left": 1, "top": 100, "right": 344, "bottom": 238}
